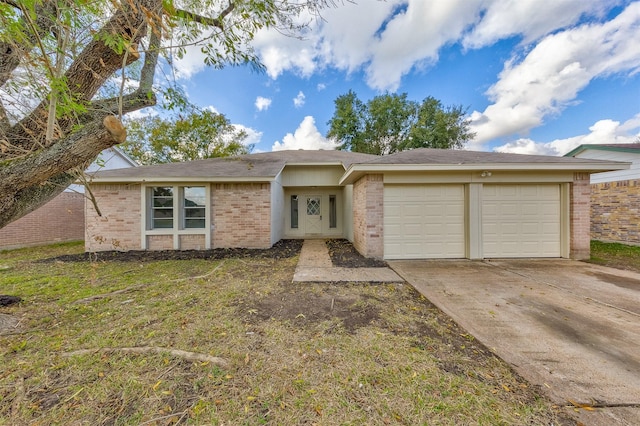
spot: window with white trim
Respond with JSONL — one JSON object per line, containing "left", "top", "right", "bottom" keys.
{"left": 149, "top": 186, "right": 206, "bottom": 230}
{"left": 183, "top": 187, "right": 206, "bottom": 229}
{"left": 152, "top": 187, "right": 174, "bottom": 229}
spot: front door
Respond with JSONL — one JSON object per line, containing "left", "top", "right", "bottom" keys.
{"left": 305, "top": 196, "right": 322, "bottom": 234}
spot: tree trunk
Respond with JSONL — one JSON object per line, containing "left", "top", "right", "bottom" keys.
{"left": 0, "top": 0, "right": 162, "bottom": 229}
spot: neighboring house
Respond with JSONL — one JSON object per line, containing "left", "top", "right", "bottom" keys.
{"left": 0, "top": 147, "right": 137, "bottom": 250}
{"left": 565, "top": 143, "right": 640, "bottom": 244}
{"left": 84, "top": 148, "right": 627, "bottom": 260}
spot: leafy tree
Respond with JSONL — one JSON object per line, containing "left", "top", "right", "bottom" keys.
{"left": 0, "top": 0, "right": 333, "bottom": 228}
{"left": 122, "top": 108, "right": 251, "bottom": 164}
{"left": 327, "top": 91, "right": 475, "bottom": 155}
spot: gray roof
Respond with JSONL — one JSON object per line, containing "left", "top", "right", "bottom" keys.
{"left": 89, "top": 150, "right": 378, "bottom": 180}
{"left": 365, "top": 148, "right": 615, "bottom": 165}
{"left": 90, "top": 148, "right": 628, "bottom": 183}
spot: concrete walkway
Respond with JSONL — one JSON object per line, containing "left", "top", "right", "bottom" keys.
{"left": 293, "top": 240, "right": 403, "bottom": 282}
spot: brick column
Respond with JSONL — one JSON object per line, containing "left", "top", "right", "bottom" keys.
{"left": 352, "top": 174, "right": 384, "bottom": 259}
{"left": 570, "top": 172, "right": 591, "bottom": 259}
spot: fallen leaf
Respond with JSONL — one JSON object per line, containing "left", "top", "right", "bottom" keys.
{"left": 152, "top": 380, "right": 162, "bottom": 391}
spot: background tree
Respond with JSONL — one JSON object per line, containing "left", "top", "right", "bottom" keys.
{"left": 327, "top": 91, "right": 475, "bottom": 155}
{"left": 0, "top": 0, "right": 333, "bottom": 229}
{"left": 122, "top": 108, "right": 251, "bottom": 165}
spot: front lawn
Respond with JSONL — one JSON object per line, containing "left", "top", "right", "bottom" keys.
{"left": 588, "top": 240, "right": 640, "bottom": 272}
{"left": 0, "top": 243, "right": 570, "bottom": 425}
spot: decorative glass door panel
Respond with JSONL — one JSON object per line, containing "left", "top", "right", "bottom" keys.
{"left": 305, "top": 196, "right": 322, "bottom": 234}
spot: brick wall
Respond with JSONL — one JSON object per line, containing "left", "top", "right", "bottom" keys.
{"left": 147, "top": 235, "right": 173, "bottom": 250}
{"left": 212, "top": 183, "right": 271, "bottom": 249}
{"left": 0, "top": 192, "right": 85, "bottom": 250}
{"left": 590, "top": 179, "right": 640, "bottom": 244}
{"left": 179, "top": 234, "right": 206, "bottom": 250}
{"left": 352, "top": 174, "right": 384, "bottom": 259}
{"left": 570, "top": 173, "right": 591, "bottom": 259}
{"left": 85, "top": 184, "right": 142, "bottom": 252}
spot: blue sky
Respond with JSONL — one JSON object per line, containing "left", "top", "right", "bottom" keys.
{"left": 165, "top": 0, "right": 640, "bottom": 156}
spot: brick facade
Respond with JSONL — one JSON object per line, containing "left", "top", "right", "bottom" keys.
{"left": 570, "top": 173, "right": 591, "bottom": 259}
{"left": 179, "top": 234, "right": 206, "bottom": 250}
{"left": 0, "top": 192, "right": 85, "bottom": 250}
{"left": 352, "top": 174, "right": 384, "bottom": 259}
{"left": 85, "top": 184, "right": 142, "bottom": 252}
{"left": 212, "top": 183, "right": 271, "bottom": 249}
{"left": 590, "top": 179, "right": 640, "bottom": 244}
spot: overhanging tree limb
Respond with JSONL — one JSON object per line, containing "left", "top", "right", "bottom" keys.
{"left": 0, "top": 116, "right": 126, "bottom": 195}
{"left": 5, "top": 0, "right": 157, "bottom": 151}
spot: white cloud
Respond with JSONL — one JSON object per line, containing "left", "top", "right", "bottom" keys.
{"left": 124, "top": 107, "right": 158, "bottom": 121}
{"left": 317, "top": 83, "right": 326, "bottom": 91}
{"left": 272, "top": 116, "right": 339, "bottom": 151}
{"left": 293, "top": 91, "right": 306, "bottom": 108}
{"left": 463, "top": 0, "right": 614, "bottom": 48}
{"left": 203, "top": 105, "right": 220, "bottom": 114}
{"left": 364, "top": 1, "right": 480, "bottom": 91}
{"left": 255, "top": 96, "right": 272, "bottom": 111}
{"left": 232, "top": 124, "right": 263, "bottom": 147}
{"left": 171, "top": 0, "right": 632, "bottom": 99}
{"left": 470, "top": 2, "right": 640, "bottom": 146}
{"left": 494, "top": 114, "right": 640, "bottom": 156}
{"left": 249, "top": 0, "right": 616, "bottom": 92}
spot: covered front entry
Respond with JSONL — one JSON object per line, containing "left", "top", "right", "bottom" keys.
{"left": 482, "top": 184, "right": 561, "bottom": 257}
{"left": 384, "top": 184, "right": 465, "bottom": 259}
{"left": 284, "top": 188, "right": 344, "bottom": 238}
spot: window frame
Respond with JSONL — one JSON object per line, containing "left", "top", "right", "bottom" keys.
{"left": 182, "top": 186, "right": 207, "bottom": 229}
{"left": 143, "top": 184, "right": 210, "bottom": 249}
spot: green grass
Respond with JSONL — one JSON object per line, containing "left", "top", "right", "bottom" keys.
{"left": 0, "top": 244, "right": 569, "bottom": 425}
{"left": 588, "top": 240, "right": 640, "bottom": 272}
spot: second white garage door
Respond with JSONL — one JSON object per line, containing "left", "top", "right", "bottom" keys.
{"left": 482, "top": 184, "right": 560, "bottom": 258}
{"left": 384, "top": 185, "right": 465, "bottom": 259}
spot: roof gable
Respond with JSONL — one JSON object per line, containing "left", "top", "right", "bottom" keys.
{"left": 564, "top": 143, "right": 640, "bottom": 157}
{"left": 88, "top": 150, "right": 378, "bottom": 182}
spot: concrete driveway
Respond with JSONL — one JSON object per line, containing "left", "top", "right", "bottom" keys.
{"left": 389, "top": 259, "right": 640, "bottom": 426}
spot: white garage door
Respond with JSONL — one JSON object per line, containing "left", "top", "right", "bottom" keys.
{"left": 482, "top": 184, "right": 560, "bottom": 257}
{"left": 384, "top": 185, "right": 465, "bottom": 259}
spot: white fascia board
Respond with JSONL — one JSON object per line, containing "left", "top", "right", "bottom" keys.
{"left": 90, "top": 176, "right": 275, "bottom": 184}
{"left": 338, "top": 162, "right": 630, "bottom": 185}
{"left": 285, "top": 162, "right": 347, "bottom": 169}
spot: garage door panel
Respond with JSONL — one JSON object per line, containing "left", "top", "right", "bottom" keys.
{"left": 483, "top": 184, "right": 560, "bottom": 258}
{"left": 384, "top": 185, "right": 465, "bottom": 260}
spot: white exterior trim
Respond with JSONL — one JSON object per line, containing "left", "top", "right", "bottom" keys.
{"left": 140, "top": 183, "right": 211, "bottom": 250}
